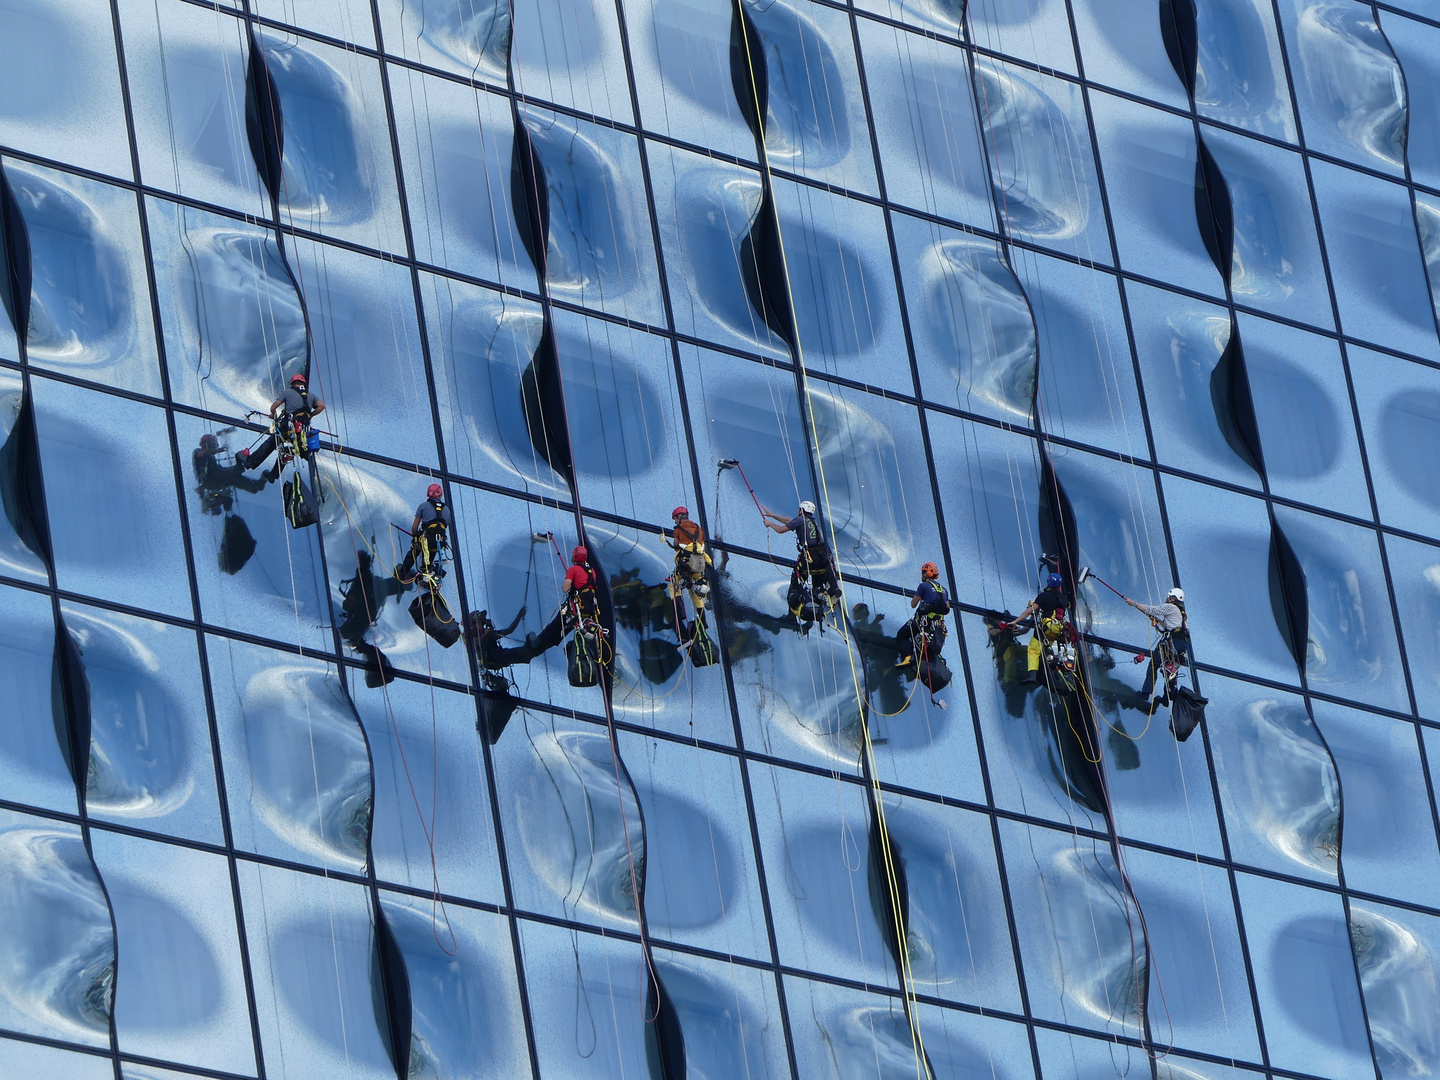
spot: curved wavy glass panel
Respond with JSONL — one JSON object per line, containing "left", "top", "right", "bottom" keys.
{"left": 1089, "top": 91, "right": 1225, "bottom": 299}
{"left": 615, "top": 733, "right": 768, "bottom": 958}
{"left": 210, "top": 642, "right": 372, "bottom": 872}
{"left": 647, "top": 145, "right": 787, "bottom": 359}
{"left": 1070, "top": 0, "right": 1187, "bottom": 108}
{"left": 1126, "top": 282, "right": 1260, "bottom": 488}
{"left": 784, "top": 976, "right": 1037, "bottom": 1080}
{"left": 1034, "top": 1026, "right": 1198, "bottom": 1080}
{"left": 1277, "top": 0, "right": 1405, "bottom": 175}
{"left": 1349, "top": 901, "right": 1440, "bottom": 1080}
{"left": 893, "top": 215, "right": 1036, "bottom": 426}
{"left": 1311, "top": 159, "right": 1438, "bottom": 362}
{"left": 493, "top": 716, "right": 644, "bottom": 930}
{"left": 1203, "top": 674, "right": 1338, "bottom": 880}
{"left": 33, "top": 379, "right": 192, "bottom": 619}
{"left": 1382, "top": 535, "right": 1440, "bottom": 722}
{"left": 4, "top": 162, "right": 161, "bottom": 394}
{"left": 973, "top": 59, "right": 1107, "bottom": 261}
{"left": 0, "top": 586, "right": 75, "bottom": 813}
{"left": 378, "top": 895, "right": 530, "bottom": 1080}
{"left": 389, "top": 69, "right": 536, "bottom": 292}
{"left": 998, "top": 819, "right": 1145, "bottom": 1038}
{"left": 1234, "top": 873, "right": 1372, "bottom": 1080}
{"left": 1383, "top": 10, "right": 1440, "bottom": 191}
{"left": 853, "top": 0, "right": 964, "bottom": 37}
{"left": 0, "top": 371, "right": 47, "bottom": 583}
{"left": 1162, "top": 476, "right": 1307, "bottom": 687}
{"left": 116, "top": 0, "right": 264, "bottom": 214}
{"left": 289, "top": 235, "right": 437, "bottom": 466}
{"left": 375, "top": 0, "right": 509, "bottom": 85}
{"left": 0, "top": 0, "right": 131, "bottom": 177}
{"left": 1273, "top": 505, "right": 1407, "bottom": 712}
{"left": 1417, "top": 194, "right": 1440, "bottom": 338}
{"left": 0, "top": 810, "right": 113, "bottom": 1047}
{"left": 1122, "top": 848, "right": 1262, "bottom": 1062}
{"left": 744, "top": 0, "right": 879, "bottom": 196}
{"left": 1239, "top": 314, "right": 1369, "bottom": 517}
{"left": 260, "top": 33, "right": 406, "bottom": 253}
{"left": 148, "top": 199, "right": 307, "bottom": 419}
{"left": 657, "top": 951, "right": 791, "bottom": 1080}
{"left": 750, "top": 762, "right": 898, "bottom": 989}
{"left": 856, "top": 21, "right": 993, "bottom": 229}
{"left": 92, "top": 833, "right": 255, "bottom": 1074}
{"left": 254, "top": 0, "right": 373, "bottom": 47}
{"left": 520, "top": 107, "right": 664, "bottom": 325}
{"left": 1194, "top": 0, "right": 1298, "bottom": 142}
{"left": 968, "top": 0, "right": 1077, "bottom": 74}
{"left": 1201, "top": 126, "right": 1333, "bottom": 330}
{"left": 624, "top": 0, "right": 755, "bottom": 159}
{"left": 1315, "top": 702, "right": 1440, "bottom": 907}
{"left": 512, "top": 0, "right": 633, "bottom": 124}
{"left": 63, "top": 603, "right": 219, "bottom": 842}
{"left": 353, "top": 679, "right": 502, "bottom": 899}
{"left": 238, "top": 862, "right": 393, "bottom": 1080}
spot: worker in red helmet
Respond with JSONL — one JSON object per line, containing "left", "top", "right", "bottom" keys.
{"left": 240, "top": 371, "right": 327, "bottom": 472}
{"left": 562, "top": 544, "right": 600, "bottom": 624}
{"left": 665, "top": 505, "right": 712, "bottom": 609}
{"left": 896, "top": 560, "right": 952, "bottom": 668}
{"left": 396, "top": 482, "right": 453, "bottom": 586}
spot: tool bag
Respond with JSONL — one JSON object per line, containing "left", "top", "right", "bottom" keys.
{"left": 567, "top": 627, "right": 602, "bottom": 687}
{"left": 1169, "top": 685, "right": 1208, "bottom": 742}
{"left": 688, "top": 623, "right": 718, "bottom": 667}
{"left": 918, "top": 655, "right": 952, "bottom": 694}
{"left": 409, "top": 592, "right": 461, "bottom": 647}
{"left": 218, "top": 514, "right": 257, "bottom": 574}
{"left": 283, "top": 474, "right": 318, "bottom": 529}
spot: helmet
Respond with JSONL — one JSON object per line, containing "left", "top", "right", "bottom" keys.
{"left": 672, "top": 506, "right": 689, "bottom": 519}
{"left": 289, "top": 373, "right": 307, "bottom": 387}
{"left": 427, "top": 483, "right": 443, "bottom": 498}
{"left": 1166, "top": 587, "right": 1184, "bottom": 603}
{"left": 799, "top": 500, "right": 817, "bottom": 515}
{"left": 1046, "top": 573, "right": 1063, "bottom": 589}
{"left": 198, "top": 434, "right": 220, "bottom": 452}
{"left": 572, "top": 546, "right": 588, "bottom": 564}
{"left": 921, "top": 561, "right": 939, "bottom": 580}
{"left": 852, "top": 603, "right": 870, "bottom": 618}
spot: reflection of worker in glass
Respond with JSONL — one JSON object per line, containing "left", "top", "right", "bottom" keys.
{"left": 193, "top": 433, "right": 274, "bottom": 513}
{"left": 762, "top": 500, "right": 840, "bottom": 609}
{"left": 1015, "top": 573, "right": 1071, "bottom": 684}
{"left": 1125, "top": 587, "right": 1190, "bottom": 701}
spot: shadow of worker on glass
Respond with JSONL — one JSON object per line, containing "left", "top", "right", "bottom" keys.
{"left": 193, "top": 432, "right": 278, "bottom": 574}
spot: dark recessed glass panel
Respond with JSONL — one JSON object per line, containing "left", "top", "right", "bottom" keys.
{"left": 1193, "top": 0, "right": 1297, "bottom": 142}
{"left": 657, "top": 950, "right": 790, "bottom": 1080}
{"left": 0, "top": 585, "right": 73, "bottom": 813}
{"left": 0, "top": 370, "right": 47, "bottom": 583}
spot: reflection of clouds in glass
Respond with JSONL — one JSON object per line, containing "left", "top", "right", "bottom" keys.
{"left": 1351, "top": 905, "right": 1440, "bottom": 1077}
{"left": 811, "top": 389, "right": 908, "bottom": 572}
{"left": 1195, "top": 0, "right": 1292, "bottom": 139}
{"left": 1232, "top": 699, "right": 1339, "bottom": 875}
{"left": 1046, "top": 847, "right": 1145, "bottom": 1029}
{"left": 1295, "top": 2, "right": 1405, "bottom": 169}
{"left": 401, "top": 0, "right": 509, "bottom": 82}
{"left": 748, "top": 0, "right": 850, "bottom": 168}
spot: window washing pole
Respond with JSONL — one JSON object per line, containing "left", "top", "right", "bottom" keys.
{"left": 717, "top": 459, "right": 766, "bottom": 522}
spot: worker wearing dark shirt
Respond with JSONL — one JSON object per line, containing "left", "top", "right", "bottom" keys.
{"left": 1016, "top": 573, "right": 1072, "bottom": 683}
{"left": 193, "top": 434, "right": 274, "bottom": 514}
{"left": 240, "top": 373, "right": 326, "bottom": 470}
{"left": 897, "top": 562, "right": 951, "bottom": 666}
{"left": 396, "top": 484, "right": 452, "bottom": 584}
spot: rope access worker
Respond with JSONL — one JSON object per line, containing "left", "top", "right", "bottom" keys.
{"left": 240, "top": 373, "right": 326, "bottom": 472}
{"left": 896, "top": 561, "right": 951, "bottom": 668}
{"left": 1015, "top": 572, "right": 1073, "bottom": 684}
{"left": 193, "top": 433, "right": 275, "bottom": 513}
{"left": 395, "top": 483, "right": 453, "bottom": 586}
{"left": 666, "top": 506, "right": 712, "bottom": 606}
{"left": 562, "top": 545, "right": 601, "bottom": 627}
{"left": 761, "top": 500, "right": 841, "bottom": 610}
{"left": 1125, "top": 587, "right": 1191, "bottom": 701}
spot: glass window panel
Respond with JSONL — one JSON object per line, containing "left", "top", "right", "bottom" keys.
{"left": 1351, "top": 345, "right": 1440, "bottom": 539}
{"left": 1384, "top": 10, "right": 1440, "bottom": 190}
{"left": 967, "top": 0, "right": 1078, "bottom": 75}
{"left": 973, "top": 58, "right": 1108, "bottom": 263}
{"left": 1272, "top": 504, "right": 1408, "bottom": 713}
{"left": 1311, "top": 158, "right": 1438, "bottom": 361}
{"left": 64, "top": 602, "right": 221, "bottom": 844}
{"left": 1348, "top": 899, "right": 1440, "bottom": 1080}
{"left": 997, "top": 818, "right": 1144, "bottom": 1039}
{"left": 1203, "top": 672, "right": 1338, "bottom": 881}
{"left": 33, "top": 377, "right": 192, "bottom": 619}
{"left": 3, "top": 1038, "right": 112, "bottom": 1080}
{"left": 116, "top": 0, "right": 265, "bottom": 215}
{"left": 0, "top": 584, "right": 75, "bottom": 813}
{"left": 388, "top": 69, "right": 536, "bottom": 292}
{"left": 237, "top": 861, "right": 393, "bottom": 1080}
{"left": 615, "top": 733, "right": 769, "bottom": 959}
{"left": 1383, "top": 534, "right": 1440, "bottom": 722}
{"left": 374, "top": 0, "right": 509, "bottom": 87}
{"left": 4, "top": 161, "right": 162, "bottom": 395}
{"left": 749, "top": 762, "right": 898, "bottom": 989}
{"left": 511, "top": 0, "right": 635, "bottom": 124}
{"left": 1089, "top": 92, "right": 1226, "bottom": 300}
{"left": 624, "top": 0, "right": 756, "bottom": 160}
{"left": 1315, "top": 701, "right": 1440, "bottom": 907}
{"left": 857, "top": 21, "right": 994, "bottom": 230}
{"left": 0, "top": 370, "right": 48, "bottom": 582}
{"left": 0, "top": 0, "right": 132, "bottom": 178}
{"left": 1275, "top": 0, "right": 1405, "bottom": 175}
{"left": 1237, "top": 312, "right": 1369, "bottom": 517}
{"left": 92, "top": 832, "right": 255, "bottom": 1074}
{"left": 1201, "top": 125, "right": 1333, "bottom": 330}
{"left": 854, "top": 0, "right": 965, "bottom": 38}
{"left": 656, "top": 949, "right": 790, "bottom": 1080}
{"left": 519, "top": 105, "right": 665, "bottom": 326}
{"left": 253, "top": 0, "right": 374, "bottom": 48}
{"left": 1070, "top": 0, "right": 1188, "bottom": 109}
{"left": 1193, "top": 0, "right": 1297, "bottom": 142}
{"left": 744, "top": 0, "right": 880, "bottom": 196}
{"left": 1035, "top": 1026, "right": 1259, "bottom": 1079}
{"left": 1234, "top": 872, "right": 1372, "bottom": 1080}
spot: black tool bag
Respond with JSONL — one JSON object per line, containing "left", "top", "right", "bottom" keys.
{"left": 218, "top": 514, "right": 257, "bottom": 574}
{"left": 478, "top": 673, "right": 519, "bottom": 745}
{"left": 639, "top": 637, "right": 684, "bottom": 684}
{"left": 688, "top": 624, "right": 718, "bottom": 667}
{"left": 409, "top": 592, "right": 461, "bottom": 647}
{"left": 283, "top": 474, "right": 318, "bottom": 529}
{"left": 918, "top": 655, "right": 952, "bottom": 693}
{"left": 1169, "top": 685, "right": 1208, "bottom": 742}
{"left": 567, "top": 628, "right": 601, "bottom": 687}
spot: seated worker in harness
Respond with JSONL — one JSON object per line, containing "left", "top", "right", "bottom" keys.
{"left": 395, "top": 484, "right": 453, "bottom": 588}
{"left": 896, "top": 561, "right": 951, "bottom": 667}
{"left": 1014, "top": 573, "right": 1075, "bottom": 685}
{"left": 666, "top": 506, "right": 712, "bottom": 609}
{"left": 1125, "top": 587, "right": 1191, "bottom": 702}
{"left": 193, "top": 433, "right": 276, "bottom": 513}
{"left": 761, "top": 500, "right": 841, "bottom": 613}
{"left": 240, "top": 372, "right": 326, "bottom": 473}
{"left": 561, "top": 545, "right": 602, "bottom": 629}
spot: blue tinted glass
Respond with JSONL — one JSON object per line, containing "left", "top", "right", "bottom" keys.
{"left": 1193, "top": 0, "right": 1297, "bottom": 141}
{"left": 512, "top": 0, "right": 634, "bottom": 124}
{"left": 375, "top": 0, "right": 508, "bottom": 85}
{"left": 1070, "top": 0, "right": 1187, "bottom": 108}
{"left": 968, "top": 0, "right": 1077, "bottom": 74}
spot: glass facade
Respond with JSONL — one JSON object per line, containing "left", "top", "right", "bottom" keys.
{"left": 4, "top": 0, "right": 1440, "bottom": 1078}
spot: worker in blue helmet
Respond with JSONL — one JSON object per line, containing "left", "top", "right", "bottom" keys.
{"left": 1014, "top": 572, "right": 1072, "bottom": 684}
